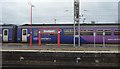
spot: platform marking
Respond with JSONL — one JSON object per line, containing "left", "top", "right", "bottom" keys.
{"left": 0, "top": 50, "right": 119, "bottom": 53}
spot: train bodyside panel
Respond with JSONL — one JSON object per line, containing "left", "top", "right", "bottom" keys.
{"left": 81, "top": 27, "right": 120, "bottom": 44}
{"left": 17, "top": 27, "right": 30, "bottom": 43}
{"left": 8, "top": 28, "right": 13, "bottom": 42}
{"left": 18, "top": 26, "right": 85, "bottom": 44}
{"left": 61, "top": 28, "right": 86, "bottom": 44}
{"left": 32, "top": 28, "right": 58, "bottom": 44}
{"left": 17, "top": 27, "right": 22, "bottom": 42}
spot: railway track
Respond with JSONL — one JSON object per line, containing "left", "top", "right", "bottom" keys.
{"left": 2, "top": 50, "right": 120, "bottom": 68}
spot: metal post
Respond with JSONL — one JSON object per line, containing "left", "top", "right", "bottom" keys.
{"left": 30, "top": 4, "right": 33, "bottom": 46}
{"left": 74, "top": 16, "right": 76, "bottom": 47}
{"left": 103, "top": 31, "right": 105, "bottom": 47}
{"left": 74, "top": 0, "right": 76, "bottom": 47}
{"left": 74, "top": 0, "right": 80, "bottom": 47}
{"left": 78, "top": 0, "right": 80, "bottom": 47}
{"left": 38, "top": 30, "right": 41, "bottom": 46}
{"left": 28, "top": 2, "right": 34, "bottom": 47}
{"left": 58, "top": 28, "right": 60, "bottom": 47}
{"left": 78, "top": 20, "right": 80, "bottom": 47}
{"left": 94, "top": 32, "right": 96, "bottom": 47}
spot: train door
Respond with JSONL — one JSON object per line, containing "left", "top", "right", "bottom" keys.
{"left": 22, "top": 29, "right": 27, "bottom": 42}
{"left": 3, "top": 29, "right": 8, "bottom": 42}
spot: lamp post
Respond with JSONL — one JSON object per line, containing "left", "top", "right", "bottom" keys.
{"left": 29, "top": 2, "right": 34, "bottom": 46}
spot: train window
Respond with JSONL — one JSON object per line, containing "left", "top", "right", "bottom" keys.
{"left": 96, "top": 32, "right": 103, "bottom": 35}
{"left": 105, "top": 30, "right": 111, "bottom": 36}
{"left": 64, "top": 29, "right": 94, "bottom": 36}
{"left": 75, "top": 30, "right": 79, "bottom": 35}
{"left": 64, "top": 29, "right": 74, "bottom": 35}
{"left": 96, "top": 30, "right": 103, "bottom": 35}
{"left": 97, "top": 30, "right": 103, "bottom": 31}
{"left": 23, "top": 30, "right": 27, "bottom": 35}
{"left": 96, "top": 30, "right": 112, "bottom": 36}
{"left": 34, "top": 30, "right": 38, "bottom": 36}
{"left": 80, "top": 32, "right": 93, "bottom": 36}
{"left": 4, "top": 30, "right": 8, "bottom": 36}
{"left": 114, "top": 30, "right": 120, "bottom": 36}
{"left": 80, "top": 30, "right": 93, "bottom": 36}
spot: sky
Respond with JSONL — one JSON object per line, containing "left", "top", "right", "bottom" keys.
{"left": 0, "top": 0, "right": 120, "bottom": 25}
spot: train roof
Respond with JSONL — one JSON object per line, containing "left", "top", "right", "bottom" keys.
{"left": 0, "top": 23, "right": 120, "bottom": 27}
{"left": 21, "top": 23, "right": 120, "bottom": 26}
{"left": 0, "top": 24, "right": 17, "bottom": 28}
{"left": 0, "top": 24, "right": 17, "bottom": 26}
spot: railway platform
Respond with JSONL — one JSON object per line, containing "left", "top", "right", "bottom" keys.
{"left": 1, "top": 43, "right": 120, "bottom": 68}
{"left": 0, "top": 43, "right": 119, "bottom": 51}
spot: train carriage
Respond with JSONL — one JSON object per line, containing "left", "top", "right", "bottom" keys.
{"left": 0, "top": 24, "right": 17, "bottom": 43}
{"left": 17, "top": 23, "right": 120, "bottom": 44}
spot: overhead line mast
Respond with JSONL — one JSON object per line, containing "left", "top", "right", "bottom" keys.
{"left": 74, "top": 0, "right": 80, "bottom": 47}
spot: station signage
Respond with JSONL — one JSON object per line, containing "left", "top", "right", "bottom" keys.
{"left": 42, "top": 30, "right": 56, "bottom": 33}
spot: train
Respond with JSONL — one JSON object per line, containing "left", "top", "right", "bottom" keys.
{"left": 0, "top": 23, "right": 120, "bottom": 44}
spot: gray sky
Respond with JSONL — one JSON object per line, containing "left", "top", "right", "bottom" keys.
{"left": 0, "top": 0, "right": 119, "bottom": 25}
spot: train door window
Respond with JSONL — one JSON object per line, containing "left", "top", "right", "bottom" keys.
{"left": 4, "top": 29, "right": 8, "bottom": 36}
{"left": 23, "top": 29, "right": 27, "bottom": 35}
{"left": 34, "top": 30, "right": 38, "bottom": 36}
{"left": 3, "top": 29, "right": 8, "bottom": 42}
{"left": 114, "top": 30, "right": 120, "bottom": 36}
{"left": 22, "top": 29, "right": 27, "bottom": 42}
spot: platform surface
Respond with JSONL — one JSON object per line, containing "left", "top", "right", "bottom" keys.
{"left": 0, "top": 43, "right": 119, "bottom": 52}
